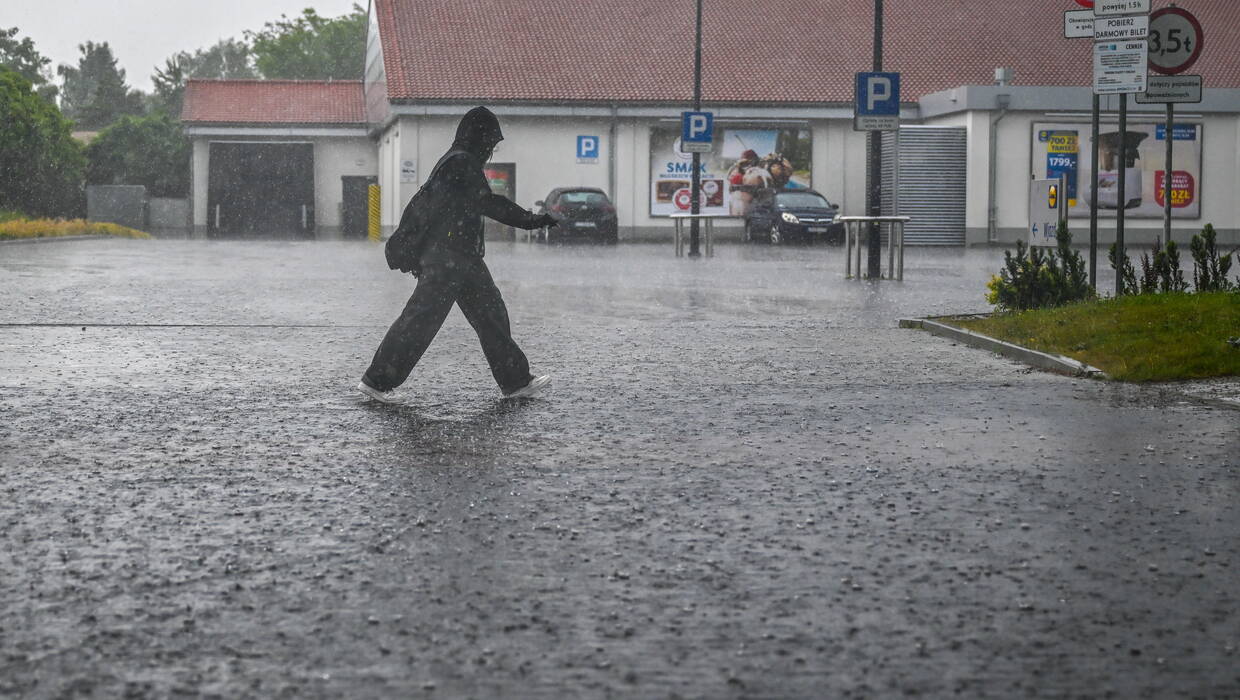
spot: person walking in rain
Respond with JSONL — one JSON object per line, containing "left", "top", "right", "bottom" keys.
{"left": 358, "top": 107, "right": 556, "bottom": 403}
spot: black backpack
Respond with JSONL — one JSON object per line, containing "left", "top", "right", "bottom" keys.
{"left": 384, "top": 149, "right": 466, "bottom": 276}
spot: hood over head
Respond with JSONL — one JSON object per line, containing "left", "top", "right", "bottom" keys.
{"left": 452, "top": 106, "right": 504, "bottom": 158}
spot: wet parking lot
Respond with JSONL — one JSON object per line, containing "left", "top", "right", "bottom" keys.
{"left": 1, "top": 238, "right": 1236, "bottom": 698}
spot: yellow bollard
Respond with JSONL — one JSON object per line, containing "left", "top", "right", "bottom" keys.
{"left": 367, "top": 184, "right": 381, "bottom": 242}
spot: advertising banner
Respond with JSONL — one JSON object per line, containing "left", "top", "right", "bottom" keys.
{"left": 1032, "top": 122, "right": 1201, "bottom": 218}
{"left": 649, "top": 127, "right": 811, "bottom": 217}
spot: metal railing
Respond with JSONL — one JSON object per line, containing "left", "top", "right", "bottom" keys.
{"left": 669, "top": 214, "right": 718, "bottom": 257}
{"left": 839, "top": 216, "right": 910, "bottom": 280}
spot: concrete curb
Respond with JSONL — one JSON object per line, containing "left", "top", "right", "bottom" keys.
{"left": 899, "top": 317, "right": 1108, "bottom": 379}
{"left": 0, "top": 235, "right": 111, "bottom": 245}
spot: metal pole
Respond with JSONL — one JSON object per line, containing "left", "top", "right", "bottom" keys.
{"left": 846, "top": 222, "right": 853, "bottom": 277}
{"left": 1089, "top": 94, "right": 1099, "bottom": 291}
{"left": 1164, "top": 102, "right": 1174, "bottom": 246}
{"left": 688, "top": 0, "right": 703, "bottom": 257}
{"left": 1116, "top": 94, "right": 1127, "bottom": 297}
{"left": 867, "top": 0, "right": 883, "bottom": 279}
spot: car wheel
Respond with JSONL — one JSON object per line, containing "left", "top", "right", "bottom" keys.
{"left": 769, "top": 226, "right": 781, "bottom": 245}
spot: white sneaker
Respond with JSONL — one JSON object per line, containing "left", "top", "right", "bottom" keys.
{"left": 504, "top": 374, "right": 551, "bottom": 399}
{"left": 357, "top": 381, "right": 402, "bottom": 404}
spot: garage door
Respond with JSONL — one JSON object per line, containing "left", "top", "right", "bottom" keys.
{"left": 880, "top": 127, "right": 967, "bottom": 246}
{"left": 208, "top": 142, "right": 315, "bottom": 237}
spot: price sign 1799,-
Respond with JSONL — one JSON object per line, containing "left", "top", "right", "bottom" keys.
{"left": 1148, "top": 6, "right": 1204, "bottom": 75}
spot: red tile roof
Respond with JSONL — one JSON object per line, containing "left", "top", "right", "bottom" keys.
{"left": 182, "top": 80, "right": 365, "bottom": 125}
{"left": 374, "top": 0, "right": 1240, "bottom": 104}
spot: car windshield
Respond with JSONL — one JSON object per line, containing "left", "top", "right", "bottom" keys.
{"left": 558, "top": 191, "right": 610, "bottom": 206}
{"left": 776, "top": 192, "right": 831, "bottom": 209}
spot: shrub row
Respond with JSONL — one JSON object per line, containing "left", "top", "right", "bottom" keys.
{"left": 989, "top": 222, "right": 1237, "bottom": 312}
{"left": 0, "top": 217, "right": 150, "bottom": 240}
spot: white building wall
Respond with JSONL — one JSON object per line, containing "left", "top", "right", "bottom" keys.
{"left": 314, "top": 137, "right": 377, "bottom": 233}
{"left": 199, "top": 102, "right": 1235, "bottom": 247}
{"left": 376, "top": 126, "right": 401, "bottom": 234}
{"left": 380, "top": 112, "right": 870, "bottom": 240}
{"left": 191, "top": 140, "right": 209, "bottom": 231}
{"left": 1196, "top": 114, "right": 1239, "bottom": 246}
{"left": 188, "top": 130, "right": 373, "bottom": 237}
{"left": 616, "top": 120, "right": 641, "bottom": 231}
{"left": 985, "top": 112, "right": 1238, "bottom": 247}
{"left": 816, "top": 122, "right": 849, "bottom": 216}
{"left": 842, "top": 123, "right": 870, "bottom": 217}
{"left": 1235, "top": 116, "right": 1240, "bottom": 234}
{"left": 995, "top": 112, "right": 1033, "bottom": 242}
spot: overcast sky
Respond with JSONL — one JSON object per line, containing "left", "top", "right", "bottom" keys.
{"left": 5, "top": 0, "right": 363, "bottom": 92}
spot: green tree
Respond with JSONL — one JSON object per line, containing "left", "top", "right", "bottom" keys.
{"left": 85, "top": 112, "right": 188, "bottom": 198}
{"left": 0, "top": 26, "right": 57, "bottom": 101}
{"left": 152, "top": 38, "right": 255, "bottom": 115}
{"left": 0, "top": 67, "right": 85, "bottom": 216}
{"left": 57, "top": 41, "right": 144, "bottom": 129}
{"left": 246, "top": 4, "right": 366, "bottom": 80}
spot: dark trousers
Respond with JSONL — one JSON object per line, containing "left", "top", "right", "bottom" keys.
{"left": 363, "top": 244, "right": 533, "bottom": 393}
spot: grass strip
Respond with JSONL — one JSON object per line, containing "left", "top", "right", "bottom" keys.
{"left": 951, "top": 292, "right": 1240, "bottom": 382}
{"left": 0, "top": 218, "right": 150, "bottom": 240}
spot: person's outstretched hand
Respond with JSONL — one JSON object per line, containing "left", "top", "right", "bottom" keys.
{"left": 533, "top": 213, "right": 559, "bottom": 229}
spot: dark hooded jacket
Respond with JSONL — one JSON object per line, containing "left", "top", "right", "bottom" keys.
{"left": 424, "top": 106, "right": 544, "bottom": 257}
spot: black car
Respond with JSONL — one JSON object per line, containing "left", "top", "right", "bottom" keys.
{"left": 533, "top": 188, "right": 618, "bottom": 244}
{"left": 743, "top": 188, "right": 842, "bottom": 245}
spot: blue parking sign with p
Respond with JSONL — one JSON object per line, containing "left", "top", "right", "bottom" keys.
{"left": 681, "top": 111, "right": 713, "bottom": 144}
{"left": 577, "top": 135, "right": 599, "bottom": 160}
{"left": 854, "top": 72, "right": 900, "bottom": 131}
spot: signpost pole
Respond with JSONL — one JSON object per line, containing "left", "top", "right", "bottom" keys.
{"left": 1116, "top": 93, "right": 1127, "bottom": 297}
{"left": 689, "top": 0, "right": 703, "bottom": 258}
{"left": 867, "top": 0, "right": 884, "bottom": 280}
{"left": 1090, "top": 94, "right": 1099, "bottom": 291}
{"left": 1164, "top": 102, "right": 1173, "bottom": 245}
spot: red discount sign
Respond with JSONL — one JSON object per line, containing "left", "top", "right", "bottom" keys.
{"left": 1155, "top": 171, "right": 1195, "bottom": 208}
{"left": 673, "top": 188, "right": 692, "bottom": 211}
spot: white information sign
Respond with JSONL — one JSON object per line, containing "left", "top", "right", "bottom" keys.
{"left": 400, "top": 160, "right": 417, "bottom": 183}
{"left": 1094, "top": 15, "right": 1149, "bottom": 41}
{"left": 1065, "top": 10, "right": 1094, "bottom": 39}
{"left": 1135, "top": 74, "right": 1203, "bottom": 104}
{"left": 1094, "top": 40, "right": 1148, "bottom": 94}
{"left": 1093, "top": 0, "right": 1151, "bottom": 17}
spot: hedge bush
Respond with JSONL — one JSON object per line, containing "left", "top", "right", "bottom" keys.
{"left": 0, "top": 217, "right": 149, "bottom": 240}
{"left": 986, "top": 223, "right": 1092, "bottom": 311}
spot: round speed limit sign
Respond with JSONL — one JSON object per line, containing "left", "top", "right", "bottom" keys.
{"left": 1148, "top": 6, "right": 1204, "bottom": 75}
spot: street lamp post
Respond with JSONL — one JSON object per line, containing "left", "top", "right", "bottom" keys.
{"left": 689, "top": 0, "right": 703, "bottom": 257}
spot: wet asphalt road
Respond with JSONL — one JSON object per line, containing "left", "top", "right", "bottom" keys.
{"left": 0, "top": 238, "right": 1236, "bottom": 699}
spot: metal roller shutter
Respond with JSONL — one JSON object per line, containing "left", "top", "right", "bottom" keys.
{"left": 880, "top": 127, "right": 967, "bottom": 246}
